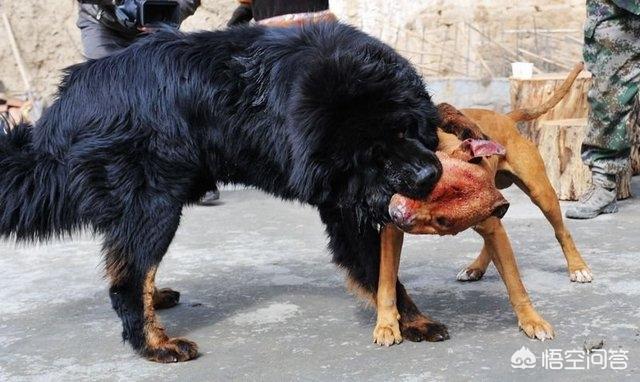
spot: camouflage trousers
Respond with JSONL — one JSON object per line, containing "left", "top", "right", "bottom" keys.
{"left": 582, "top": 1, "right": 640, "bottom": 175}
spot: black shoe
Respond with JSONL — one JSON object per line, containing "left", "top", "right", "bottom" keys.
{"left": 198, "top": 189, "right": 220, "bottom": 206}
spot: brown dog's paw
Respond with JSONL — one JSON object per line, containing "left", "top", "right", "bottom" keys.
{"left": 456, "top": 267, "right": 484, "bottom": 282}
{"left": 153, "top": 288, "right": 180, "bottom": 310}
{"left": 519, "top": 318, "right": 555, "bottom": 341}
{"left": 144, "top": 337, "right": 199, "bottom": 363}
{"left": 373, "top": 311, "right": 403, "bottom": 347}
{"left": 569, "top": 268, "right": 593, "bottom": 283}
{"left": 400, "top": 316, "right": 450, "bottom": 342}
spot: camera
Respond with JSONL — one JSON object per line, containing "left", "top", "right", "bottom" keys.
{"left": 80, "top": 0, "right": 180, "bottom": 28}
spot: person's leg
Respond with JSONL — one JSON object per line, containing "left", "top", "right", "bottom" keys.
{"left": 228, "top": 1, "right": 253, "bottom": 26}
{"left": 567, "top": 10, "right": 640, "bottom": 219}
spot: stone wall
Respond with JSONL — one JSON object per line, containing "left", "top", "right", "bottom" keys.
{"left": 0, "top": 0, "right": 586, "bottom": 108}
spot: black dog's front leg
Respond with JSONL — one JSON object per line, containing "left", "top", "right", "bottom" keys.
{"left": 319, "top": 206, "right": 449, "bottom": 342}
{"left": 319, "top": 206, "right": 381, "bottom": 301}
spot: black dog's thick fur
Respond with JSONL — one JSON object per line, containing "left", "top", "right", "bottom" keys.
{"left": 0, "top": 23, "right": 442, "bottom": 360}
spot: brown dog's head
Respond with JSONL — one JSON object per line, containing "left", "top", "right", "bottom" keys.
{"left": 389, "top": 135, "right": 509, "bottom": 235}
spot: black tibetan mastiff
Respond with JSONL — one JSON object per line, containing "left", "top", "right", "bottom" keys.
{"left": 0, "top": 23, "right": 447, "bottom": 362}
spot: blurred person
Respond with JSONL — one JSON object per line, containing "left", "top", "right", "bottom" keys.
{"left": 75, "top": 0, "right": 225, "bottom": 204}
{"left": 566, "top": 0, "right": 639, "bottom": 219}
{"left": 77, "top": 0, "right": 201, "bottom": 59}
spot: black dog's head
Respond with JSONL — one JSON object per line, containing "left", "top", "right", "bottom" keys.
{"left": 286, "top": 24, "right": 441, "bottom": 222}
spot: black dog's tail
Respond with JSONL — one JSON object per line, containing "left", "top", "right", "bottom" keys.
{"left": 0, "top": 123, "right": 76, "bottom": 241}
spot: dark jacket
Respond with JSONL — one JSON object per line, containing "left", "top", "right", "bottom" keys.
{"left": 78, "top": 0, "right": 201, "bottom": 37}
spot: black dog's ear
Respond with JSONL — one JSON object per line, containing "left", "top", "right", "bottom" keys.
{"left": 286, "top": 52, "right": 411, "bottom": 202}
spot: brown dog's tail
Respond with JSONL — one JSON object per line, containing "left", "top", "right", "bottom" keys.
{"left": 507, "top": 62, "right": 585, "bottom": 122}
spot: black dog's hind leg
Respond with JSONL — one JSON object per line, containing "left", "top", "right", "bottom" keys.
{"left": 105, "top": 198, "right": 197, "bottom": 363}
{"left": 395, "top": 282, "right": 449, "bottom": 342}
{"left": 319, "top": 206, "right": 449, "bottom": 342}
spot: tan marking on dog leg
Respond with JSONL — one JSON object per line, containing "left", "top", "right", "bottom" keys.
{"left": 143, "top": 267, "right": 170, "bottom": 348}
{"left": 142, "top": 267, "right": 198, "bottom": 362}
{"left": 475, "top": 217, "right": 554, "bottom": 340}
{"left": 457, "top": 244, "right": 491, "bottom": 281}
{"left": 373, "top": 225, "right": 404, "bottom": 346}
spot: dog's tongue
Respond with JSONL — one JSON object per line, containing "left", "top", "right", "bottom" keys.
{"left": 460, "top": 139, "right": 506, "bottom": 159}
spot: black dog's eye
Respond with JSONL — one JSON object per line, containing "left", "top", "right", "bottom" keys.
{"left": 396, "top": 127, "right": 407, "bottom": 139}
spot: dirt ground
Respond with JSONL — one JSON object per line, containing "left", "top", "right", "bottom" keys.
{"left": 0, "top": 0, "right": 586, "bottom": 101}
{"left": 1, "top": 181, "right": 639, "bottom": 381}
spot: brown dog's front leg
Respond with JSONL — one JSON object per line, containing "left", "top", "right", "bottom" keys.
{"left": 373, "top": 224, "right": 404, "bottom": 346}
{"left": 475, "top": 217, "right": 554, "bottom": 340}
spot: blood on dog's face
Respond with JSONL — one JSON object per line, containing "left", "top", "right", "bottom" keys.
{"left": 388, "top": 151, "right": 509, "bottom": 235}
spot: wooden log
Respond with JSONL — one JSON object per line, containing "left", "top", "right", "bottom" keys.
{"left": 538, "top": 119, "right": 631, "bottom": 200}
{"left": 509, "top": 71, "right": 592, "bottom": 144}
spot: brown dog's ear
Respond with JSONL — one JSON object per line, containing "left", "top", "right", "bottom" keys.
{"left": 457, "top": 139, "right": 506, "bottom": 163}
{"left": 437, "top": 103, "right": 488, "bottom": 141}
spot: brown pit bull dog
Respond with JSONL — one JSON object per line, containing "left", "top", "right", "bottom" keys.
{"left": 372, "top": 62, "right": 590, "bottom": 346}
{"left": 374, "top": 133, "right": 518, "bottom": 346}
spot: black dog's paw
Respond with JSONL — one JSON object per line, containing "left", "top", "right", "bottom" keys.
{"left": 400, "top": 317, "right": 450, "bottom": 342}
{"left": 143, "top": 338, "right": 199, "bottom": 363}
{"left": 153, "top": 288, "right": 180, "bottom": 310}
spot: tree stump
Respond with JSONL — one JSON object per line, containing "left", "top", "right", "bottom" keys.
{"left": 509, "top": 71, "right": 592, "bottom": 144}
{"left": 511, "top": 71, "right": 639, "bottom": 177}
{"left": 538, "top": 119, "right": 631, "bottom": 200}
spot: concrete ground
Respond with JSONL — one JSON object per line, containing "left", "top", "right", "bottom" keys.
{"left": 1, "top": 179, "right": 639, "bottom": 381}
